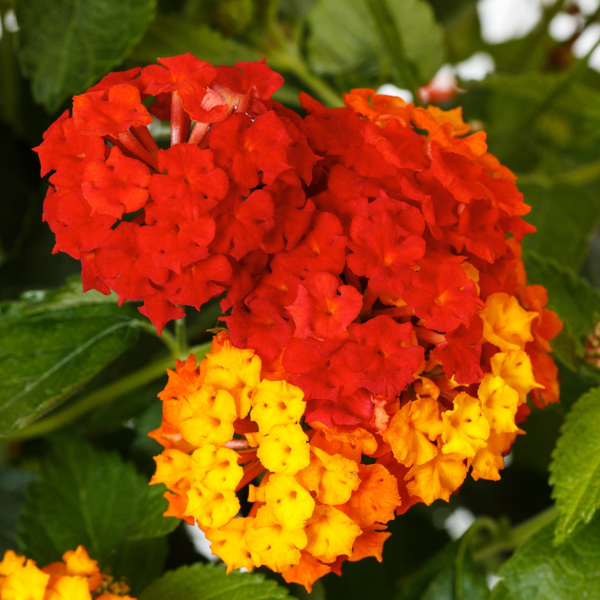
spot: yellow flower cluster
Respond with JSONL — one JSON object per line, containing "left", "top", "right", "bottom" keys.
{"left": 0, "top": 546, "right": 134, "bottom": 600}
{"left": 150, "top": 295, "right": 542, "bottom": 591}
{"left": 150, "top": 333, "right": 401, "bottom": 592}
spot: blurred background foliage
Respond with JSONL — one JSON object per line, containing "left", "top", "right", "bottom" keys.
{"left": 2, "top": 0, "right": 600, "bottom": 598}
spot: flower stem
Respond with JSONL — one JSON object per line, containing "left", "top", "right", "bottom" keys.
{"left": 472, "top": 506, "right": 558, "bottom": 563}
{"left": 8, "top": 341, "right": 212, "bottom": 441}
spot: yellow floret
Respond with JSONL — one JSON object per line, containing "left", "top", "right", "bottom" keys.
{"left": 478, "top": 374, "right": 519, "bottom": 434}
{"left": 479, "top": 292, "right": 537, "bottom": 351}
{"left": 441, "top": 392, "right": 490, "bottom": 458}
{"left": 190, "top": 445, "right": 243, "bottom": 491}
{"left": 44, "top": 576, "right": 91, "bottom": 600}
{"left": 203, "top": 342, "right": 262, "bottom": 418}
{"left": 491, "top": 350, "right": 543, "bottom": 404}
{"left": 250, "top": 380, "right": 305, "bottom": 435}
{"left": 178, "top": 386, "right": 237, "bottom": 448}
{"left": 295, "top": 446, "right": 360, "bottom": 505}
{"left": 265, "top": 474, "right": 316, "bottom": 530}
{"left": 206, "top": 517, "right": 255, "bottom": 574}
{"left": 1, "top": 559, "right": 50, "bottom": 600}
{"left": 304, "top": 505, "right": 362, "bottom": 564}
{"left": 246, "top": 507, "right": 307, "bottom": 572}
{"left": 257, "top": 424, "right": 310, "bottom": 475}
{"left": 185, "top": 482, "right": 240, "bottom": 529}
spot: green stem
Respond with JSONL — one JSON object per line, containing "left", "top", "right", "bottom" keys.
{"left": 455, "top": 518, "right": 499, "bottom": 599}
{"left": 174, "top": 317, "right": 189, "bottom": 357}
{"left": 559, "top": 158, "right": 600, "bottom": 186}
{"left": 8, "top": 341, "right": 212, "bottom": 441}
{"left": 473, "top": 506, "right": 558, "bottom": 563}
{"left": 132, "top": 319, "right": 179, "bottom": 357}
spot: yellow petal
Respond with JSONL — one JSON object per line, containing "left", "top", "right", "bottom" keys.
{"left": 206, "top": 518, "right": 255, "bottom": 574}
{"left": 190, "top": 445, "right": 243, "bottom": 491}
{"left": 295, "top": 446, "right": 360, "bottom": 505}
{"left": 257, "top": 424, "right": 310, "bottom": 475}
{"left": 304, "top": 505, "right": 362, "bottom": 563}
{"left": 250, "top": 380, "right": 305, "bottom": 435}
{"left": 478, "top": 374, "right": 519, "bottom": 434}
{"left": 185, "top": 482, "right": 239, "bottom": 529}
{"left": 491, "top": 350, "right": 543, "bottom": 404}
{"left": 479, "top": 293, "right": 537, "bottom": 351}
{"left": 441, "top": 392, "right": 490, "bottom": 457}
{"left": 265, "top": 474, "right": 315, "bottom": 529}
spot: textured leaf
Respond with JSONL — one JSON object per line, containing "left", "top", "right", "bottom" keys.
{"left": 307, "top": 0, "right": 445, "bottom": 87}
{"left": 520, "top": 182, "right": 600, "bottom": 271}
{"left": 139, "top": 563, "right": 290, "bottom": 600}
{"left": 491, "top": 516, "right": 600, "bottom": 599}
{"left": 0, "top": 279, "right": 141, "bottom": 435}
{"left": 17, "top": 0, "right": 156, "bottom": 112}
{"left": 550, "top": 388, "right": 600, "bottom": 543}
{"left": 523, "top": 252, "right": 600, "bottom": 362}
{"left": 398, "top": 535, "right": 489, "bottom": 600}
{"left": 130, "top": 16, "right": 260, "bottom": 67}
{"left": 0, "top": 468, "right": 35, "bottom": 554}
{"left": 18, "top": 437, "right": 177, "bottom": 592}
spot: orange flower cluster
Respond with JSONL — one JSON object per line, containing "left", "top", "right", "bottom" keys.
{"left": 0, "top": 546, "right": 134, "bottom": 600}
{"left": 150, "top": 299, "right": 557, "bottom": 591}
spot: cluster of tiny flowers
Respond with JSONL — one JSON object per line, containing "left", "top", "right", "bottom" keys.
{"left": 36, "top": 54, "right": 318, "bottom": 333}
{"left": 0, "top": 546, "right": 134, "bottom": 600}
{"left": 37, "top": 54, "right": 563, "bottom": 589}
{"left": 150, "top": 332, "right": 401, "bottom": 592}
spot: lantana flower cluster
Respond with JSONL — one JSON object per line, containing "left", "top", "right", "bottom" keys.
{"left": 37, "top": 54, "right": 563, "bottom": 589}
{"left": 0, "top": 546, "right": 134, "bottom": 600}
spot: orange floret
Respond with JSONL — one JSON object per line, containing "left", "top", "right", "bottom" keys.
{"left": 383, "top": 396, "right": 443, "bottom": 467}
{"left": 296, "top": 446, "right": 360, "bottom": 505}
{"left": 304, "top": 505, "right": 362, "bottom": 563}
{"left": 206, "top": 518, "right": 255, "bottom": 574}
{"left": 490, "top": 350, "right": 543, "bottom": 404}
{"left": 471, "top": 430, "right": 517, "bottom": 481}
{"left": 282, "top": 551, "right": 332, "bottom": 594}
{"left": 480, "top": 293, "right": 537, "bottom": 351}
{"left": 338, "top": 464, "right": 400, "bottom": 528}
{"left": 406, "top": 450, "right": 468, "bottom": 505}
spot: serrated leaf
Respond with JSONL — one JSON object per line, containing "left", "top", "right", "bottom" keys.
{"left": 17, "top": 0, "right": 156, "bottom": 112}
{"left": 523, "top": 251, "right": 600, "bottom": 364}
{"left": 139, "top": 563, "right": 290, "bottom": 600}
{"left": 307, "top": 0, "right": 445, "bottom": 88}
{"left": 0, "top": 280, "right": 143, "bottom": 435}
{"left": 521, "top": 182, "right": 600, "bottom": 271}
{"left": 550, "top": 388, "right": 600, "bottom": 543}
{"left": 491, "top": 516, "right": 600, "bottom": 599}
{"left": 129, "top": 16, "right": 260, "bottom": 67}
{"left": 18, "top": 437, "right": 177, "bottom": 592}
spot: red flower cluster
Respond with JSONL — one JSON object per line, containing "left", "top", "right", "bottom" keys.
{"left": 38, "top": 56, "right": 564, "bottom": 584}
{"left": 37, "top": 54, "right": 319, "bottom": 333}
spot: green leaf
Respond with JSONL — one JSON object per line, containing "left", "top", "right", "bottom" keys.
{"left": 18, "top": 437, "right": 177, "bottom": 592}
{"left": 307, "top": 0, "right": 445, "bottom": 89}
{"left": 397, "top": 532, "right": 490, "bottom": 600}
{"left": 0, "top": 468, "right": 35, "bottom": 554}
{"left": 0, "top": 279, "right": 142, "bottom": 435}
{"left": 491, "top": 516, "right": 600, "bottom": 599}
{"left": 129, "top": 16, "right": 260, "bottom": 67}
{"left": 523, "top": 252, "right": 600, "bottom": 366}
{"left": 550, "top": 388, "right": 600, "bottom": 543}
{"left": 521, "top": 182, "right": 600, "bottom": 271}
{"left": 17, "top": 0, "right": 156, "bottom": 112}
{"left": 139, "top": 563, "right": 290, "bottom": 600}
